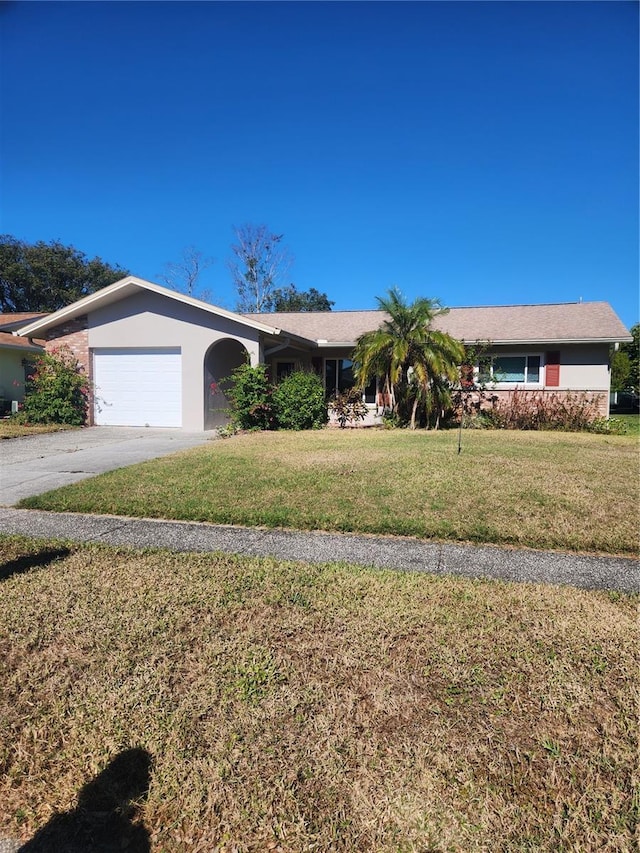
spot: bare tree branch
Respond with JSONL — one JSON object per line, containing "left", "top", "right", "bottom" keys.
{"left": 158, "top": 246, "right": 215, "bottom": 300}
{"left": 228, "top": 224, "right": 293, "bottom": 312}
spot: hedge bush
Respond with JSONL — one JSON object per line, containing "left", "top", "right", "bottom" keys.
{"left": 272, "top": 371, "right": 328, "bottom": 430}
{"left": 461, "top": 389, "right": 617, "bottom": 433}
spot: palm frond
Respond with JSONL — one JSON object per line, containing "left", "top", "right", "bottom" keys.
{"left": 353, "top": 288, "right": 464, "bottom": 426}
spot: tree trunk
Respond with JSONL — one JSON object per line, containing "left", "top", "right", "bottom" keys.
{"left": 410, "top": 396, "right": 418, "bottom": 430}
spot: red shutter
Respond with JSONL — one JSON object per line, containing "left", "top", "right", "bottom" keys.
{"left": 460, "top": 364, "right": 474, "bottom": 389}
{"left": 546, "top": 351, "right": 560, "bottom": 387}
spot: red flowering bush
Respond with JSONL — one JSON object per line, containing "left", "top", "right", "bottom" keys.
{"left": 21, "top": 346, "right": 89, "bottom": 425}
{"left": 225, "top": 362, "right": 276, "bottom": 431}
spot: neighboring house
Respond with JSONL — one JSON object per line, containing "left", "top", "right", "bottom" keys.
{"left": 0, "top": 313, "right": 47, "bottom": 411}
{"left": 16, "top": 277, "right": 632, "bottom": 430}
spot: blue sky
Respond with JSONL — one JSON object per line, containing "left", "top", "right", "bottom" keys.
{"left": 1, "top": 1, "right": 637, "bottom": 327}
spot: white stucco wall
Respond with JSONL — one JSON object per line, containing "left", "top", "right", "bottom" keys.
{"left": 88, "top": 291, "right": 262, "bottom": 430}
{"left": 554, "top": 344, "right": 610, "bottom": 390}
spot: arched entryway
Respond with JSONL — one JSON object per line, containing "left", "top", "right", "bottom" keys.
{"left": 204, "top": 338, "right": 249, "bottom": 429}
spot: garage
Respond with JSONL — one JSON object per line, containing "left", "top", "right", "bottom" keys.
{"left": 93, "top": 348, "right": 182, "bottom": 427}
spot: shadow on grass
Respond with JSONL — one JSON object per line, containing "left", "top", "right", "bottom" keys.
{"left": 19, "top": 748, "right": 153, "bottom": 852}
{"left": 0, "top": 548, "right": 72, "bottom": 582}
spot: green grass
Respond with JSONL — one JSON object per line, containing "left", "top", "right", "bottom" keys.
{"left": 20, "top": 429, "right": 640, "bottom": 555}
{"left": 613, "top": 413, "right": 640, "bottom": 436}
{"left": 0, "top": 535, "right": 637, "bottom": 852}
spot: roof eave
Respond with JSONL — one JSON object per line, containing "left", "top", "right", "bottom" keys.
{"left": 0, "top": 339, "right": 44, "bottom": 353}
{"left": 461, "top": 336, "right": 633, "bottom": 346}
{"left": 262, "top": 332, "right": 318, "bottom": 349}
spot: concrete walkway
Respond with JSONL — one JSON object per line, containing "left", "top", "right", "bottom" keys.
{"left": 0, "top": 426, "right": 214, "bottom": 506}
{"left": 1, "top": 507, "right": 637, "bottom": 593}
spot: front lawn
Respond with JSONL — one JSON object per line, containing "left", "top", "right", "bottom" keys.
{"left": 613, "top": 413, "right": 640, "bottom": 436}
{"left": 0, "top": 536, "right": 636, "bottom": 851}
{"left": 20, "top": 429, "right": 639, "bottom": 555}
{"left": 0, "top": 419, "right": 80, "bottom": 439}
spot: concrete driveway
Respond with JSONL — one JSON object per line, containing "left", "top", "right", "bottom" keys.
{"left": 0, "top": 427, "right": 215, "bottom": 506}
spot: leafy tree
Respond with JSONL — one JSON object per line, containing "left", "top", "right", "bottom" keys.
{"left": 0, "top": 235, "right": 128, "bottom": 313}
{"left": 611, "top": 349, "right": 631, "bottom": 393}
{"left": 158, "top": 245, "right": 214, "bottom": 301}
{"left": 228, "top": 224, "right": 292, "bottom": 313}
{"left": 21, "top": 346, "right": 89, "bottom": 425}
{"left": 621, "top": 323, "right": 639, "bottom": 393}
{"left": 270, "top": 285, "right": 334, "bottom": 312}
{"left": 352, "top": 288, "right": 464, "bottom": 429}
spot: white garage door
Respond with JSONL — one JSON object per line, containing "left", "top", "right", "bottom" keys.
{"left": 94, "top": 348, "right": 182, "bottom": 427}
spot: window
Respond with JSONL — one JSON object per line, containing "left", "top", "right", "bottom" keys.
{"left": 363, "top": 376, "right": 377, "bottom": 403}
{"left": 478, "top": 355, "right": 541, "bottom": 385}
{"left": 324, "top": 358, "right": 376, "bottom": 402}
{"left": 324, "top": 358, "right": 354, "bottom": 396}
{"left": 275, "top": 361, "right": 295, "bottom": 383}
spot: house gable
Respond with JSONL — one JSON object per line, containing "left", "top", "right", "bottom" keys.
{"left": 16, "top": 276, "right": 299, "bottom": 341}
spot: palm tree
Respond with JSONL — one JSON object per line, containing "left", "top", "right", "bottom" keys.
{"left": 353, "top": 288, "right": 464, "bottom": 429}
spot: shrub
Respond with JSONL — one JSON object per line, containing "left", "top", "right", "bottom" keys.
{"left": 464, "top": 389, "right": 606, "bottom": 432}
{"left": 587, "top": 417, "right": 627, "bottom": 435}
{"left": 225, "top": 362, "right": 276, "bottom": 431}
{"left": 273, "top": 371, "right": 328, "bottom": 430}
{"left": 382, "top": 410, "right": 402, "bottom": 429}
{"left": 330, "top": 388, "right": 368, "bottom": 428}
{"left": 21, "top": 346, "right": 89, "bottom": 425}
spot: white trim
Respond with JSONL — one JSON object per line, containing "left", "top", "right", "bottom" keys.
{"left": 0, "top": 339, "right": 43, "bottom": 353}
{"left": 477, "top": 352, "right": 544, "bottom": 388}
{"left": 462, "top": 336, "right": 631, "bottom": 345}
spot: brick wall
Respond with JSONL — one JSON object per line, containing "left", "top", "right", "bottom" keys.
{"left": 43, "top": 316, "right": 93, "bottom": 424}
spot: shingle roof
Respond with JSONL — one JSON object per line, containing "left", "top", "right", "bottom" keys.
{"left": 246, "top": 310, "right": 386, "bottom": 344}
{"left": 431, "top": 302, "right": 631, "bottom": 344}
{"left": 0, "top": 332, "right": 44, "bottom": 351}
{"left": 0, "top": 312, "right": 48, "bottom": 331}
{"left": 249, "top": 302, "right": 630, "bottom": 345}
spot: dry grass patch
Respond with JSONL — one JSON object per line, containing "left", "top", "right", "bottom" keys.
{"left": 0, "top": 420, "right": 80, "bottom": 439}
{"left": 20, "top": 429, "right": 640, "bottom": 555}
{"left": 0, "top": 535, "right": 637, "bottom": 852}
